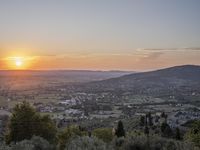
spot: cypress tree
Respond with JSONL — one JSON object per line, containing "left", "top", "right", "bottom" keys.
{"left": 175, "top": 127, "right": 181, "bottom": 140}
{"left": 115, "top": 120, "right": 125, "bottom": 137}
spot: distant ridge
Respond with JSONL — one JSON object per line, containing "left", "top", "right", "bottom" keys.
{"left": 0, "top": 70, "right": 135, "bottom": 83}
{"left": 80, "top": 65, "right": 200, "bottom": 97}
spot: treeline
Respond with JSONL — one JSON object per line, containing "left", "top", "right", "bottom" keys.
{"left": 0, "top": 101, "right": 200, "bottom": 150}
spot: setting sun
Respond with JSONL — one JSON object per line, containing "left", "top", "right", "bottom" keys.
{"left": 15, "top": 59, "right": 23, "bottom": 67}
{"left": 3, "top": 56, "right": 37, "bottom": 70}
{"left": 9, "top": 57, "right": 24, "bottom": 69}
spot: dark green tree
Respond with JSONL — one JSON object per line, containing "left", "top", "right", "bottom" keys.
{"left": 115, "top": 120, "right": 125, "bottom": 138}
{"left": 161, "top": 122, "right": 172, "bottom": 137}
{"left": 5, "top": 101, "right": 57, "bottom": 144}
{"left": 144, "top": 126, "right": 149, "bottom": 137}
{"left": 161, "top": 112, "right": 168, "bottom": 122}
{"left": 147, "top": 112, "right": 153, "bottom": 126}
{"left": 185, "top": 120, "right": 200, "bottom": 148}
{"left": 140, "top": 116, "right": 145, "bottom": 126}
{"left": 57, "top": 125, "right": 87, "bottom": 150}
{"left": 175, "top": 127, "right": 181, "bottom": 140}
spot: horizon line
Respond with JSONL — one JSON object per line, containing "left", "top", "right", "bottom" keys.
{"left": 0, "top": 64, "right": 199, "bottom": 72}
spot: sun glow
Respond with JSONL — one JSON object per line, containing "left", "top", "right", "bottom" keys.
{"left": 4, "top": 56, "right": 37, "bottom": 70}
{"left": 15, "top": 58, "right": 23, "bottom": 67}
{"left": 8, "top": 57, "right": 25, "bottom": 69}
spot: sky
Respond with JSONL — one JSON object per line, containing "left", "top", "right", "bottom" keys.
{"left": 0, "top": 0, "right": 200, "bottom": 71}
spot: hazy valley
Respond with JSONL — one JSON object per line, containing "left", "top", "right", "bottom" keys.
{"left": 0, "top": 65, "right": 200, "bottom": 149}
{"left": 0, "top": 65, "right": 199, "bottom": 125}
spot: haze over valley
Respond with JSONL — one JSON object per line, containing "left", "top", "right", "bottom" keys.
{"left": 0, "top": 65, "right": 199, "bottom": 127}
{"left": 0, "top": 0, "right": 200, "bottom": 149}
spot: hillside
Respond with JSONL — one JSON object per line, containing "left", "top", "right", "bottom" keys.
{"left": 79, "top": 65, "right": 200, "bottom": 99}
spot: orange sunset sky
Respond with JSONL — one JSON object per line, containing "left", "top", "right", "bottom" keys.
{"left": 1, "top": 48, "right": 200, "bottom": 71}
{"left": 0, "top": 0, "right": 200, "bottom": 71}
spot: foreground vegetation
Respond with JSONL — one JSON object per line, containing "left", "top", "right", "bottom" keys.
{"left": 0, "top": 101, "right": 199, "bottom": 150}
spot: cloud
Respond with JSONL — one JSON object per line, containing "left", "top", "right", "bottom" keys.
{"left": 143, "top": 51, "right": 164, "bottom": 59}
{"left": 1, "top": 47, "right": 199, "bottom": 61}
{"left": 135, "top": 47, "right": 200, "bottom": 61}
{"left": 137, "top": 47, "right": 200, "bottom": 51}
{"left": 3, "top": 56, "right": 38, "bottom": 61}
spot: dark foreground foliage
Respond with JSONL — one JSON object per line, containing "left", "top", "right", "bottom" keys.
{"left": 5, "top": 101, "right": 57, "bottom": 144}
{"left": 1, "top": 102, "right": 199, "bottom": 150}
{"left": 1, "top": 135, "right": 199, "bottom": 150}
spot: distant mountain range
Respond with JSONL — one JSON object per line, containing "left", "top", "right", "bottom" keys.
{"left": 0, "top": 70, "right": 135, "bottom": 83}
{"left": 80, "top": 65, "right": 200, "bottom": 100}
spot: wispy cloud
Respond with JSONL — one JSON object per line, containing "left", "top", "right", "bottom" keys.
{"left": 137, "top": 47, "right": 200, "bottom": 51}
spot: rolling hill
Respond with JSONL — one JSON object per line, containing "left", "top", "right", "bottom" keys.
{"left": 79, "top": 65, "right": 200, "bottom": 100}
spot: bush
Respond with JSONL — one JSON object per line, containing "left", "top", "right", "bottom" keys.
{"left": 160, "top": 122, "right": 173, "bottom": 138}
{"left": 0, "top": 142, "right": 10, "bottom": 150}
{"left": 57, "top": 125, "right": 87, "bottom": 150}
{"left": 114, "top": 134, "right": 195, "bottom": 150}
{"left": 93, "top": 128, "right": 114, "bottom": 143}
{"left": 65, "top": 136, "right": 112, "bottom": 150}
{"left": 27, "top": 136, "right": 54, "bottom": 150}
{"left": 10, "top": 140, "right": 35, "bottom": 150}
{"left": 185, "top": 120, "right": 200, "bottom": 148}
{"left": 0, "top": 136, "right": 53, "bottom": 150}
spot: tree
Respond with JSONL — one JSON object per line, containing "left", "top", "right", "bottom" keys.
{"left": 144, "top": 126, "right": 149, "bottom": 137}
{"left": 161, "top": 122, "right": 172, "bottom": 137}
{"left": 147, "top": 112, "right": 153, "bottom": 126}
{"left": 5, "top": 101, "right": 57, "bottom": 144}
{"left": 93, "top": 128, "right": 113, "bottom": 143}
{"left": 175, "top": 127, "right": 181, "bottom": 140}
{"left": 140, "top": 116, "right": 145, "bottom": 126}
{"left": 185, "top": 120, "right": 200, "bottom": 148}
{"left": 161, "top": 112, "right": 168, "bottom": 122}
{"left": 115, "top": 121, "right": 125, "bottom": 138}
{"left": 57, "top": 125, "right": 87, "bottom": 150}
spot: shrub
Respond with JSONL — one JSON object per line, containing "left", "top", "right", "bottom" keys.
{"left": 65, "top": 136, "right": 112, "bottom": 150}
{"left": 115, "top": 134, "right": 195, "bottom": 150}
{"left": 93, "top": 128, "right": 114, "bottom": 143}
{"left": 0, "top": 142, "right": 10, "bottom": 150}
{"left": 57, "top": 125, "right": 87, "bottom": 150}
{"left": 0, "top": 136, "right": 53, "bottom": 150}
{"left": 185, "top": 120, "right": 200, "bottom": 148}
